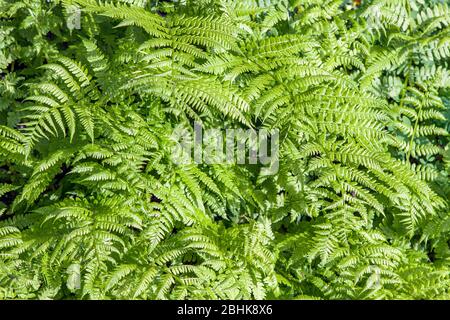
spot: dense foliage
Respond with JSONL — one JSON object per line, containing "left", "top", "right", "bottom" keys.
{"left": 0, "top": 0, "right": 449, "bottom": 300}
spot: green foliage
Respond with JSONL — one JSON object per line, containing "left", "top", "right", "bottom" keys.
{"left": 0, "top": 0, "right": 449, "bottom": 299}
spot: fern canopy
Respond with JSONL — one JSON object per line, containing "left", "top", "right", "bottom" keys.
{"left": 0, "top": 0, "right": 449, "bottom": 299}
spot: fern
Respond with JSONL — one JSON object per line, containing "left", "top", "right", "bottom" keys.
{"left": 0, "top": 0, "right": 448, "bottom": 300}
